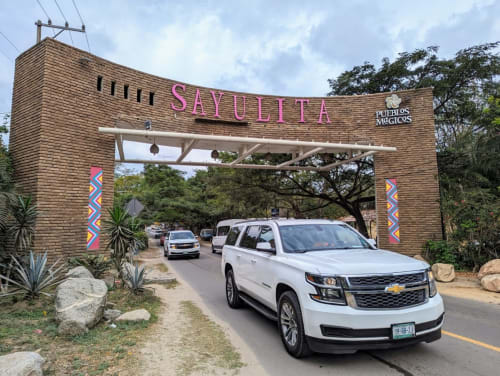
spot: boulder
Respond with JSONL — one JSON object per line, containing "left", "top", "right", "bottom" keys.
{"left": 66, "top": 266, "right": 94, "bottom": 279}
{"left": 55, "top": 278, "right": 107, "bottom": 335}
{"left": 116, "top": 309, "right": 151, "bottom": 322}
{"left": 431, "top": 263, "right": 455, "bottom": 282}
{"left": 413, "top": 255, "right": 426, "bottom": 262}
{"left": 0, "top": 351, "right": 45, "bottom": 376}
{"left": 478, "top": 259, "right": 500, "bottom": 279}
{"left": 104, "top": 309, "right": 122, "bottom": 321}
{"left": 480, "top": 274, "right": 500, "bottom": 292}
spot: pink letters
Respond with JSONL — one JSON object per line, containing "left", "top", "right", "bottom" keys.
{"left": 210, "top": 91, "right": 224, "bottom": 118}
{"left": 317, "top": 99, "right": 331, "bottom": 124}
{"left": 233, "top": 95, "right": 246, "bottom": 120}
{"left": 256, "top": 97, "right": 270, "bottom": 122}
{"left": 295, "top": 99, "right": 309, "bottom": 123}
{"left": 192, "top": 89, "right": 206, "bottom": 116}
{"left": 276, "top": 98, "right": 285, "bottom": 123}
{"left": 171, "top": 83, "right": 186, "bottom": 111}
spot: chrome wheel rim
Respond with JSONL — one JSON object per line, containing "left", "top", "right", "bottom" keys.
{"left": 280, "top": 301, "right": 298, "bottom": 347}
{"left": 226, "top": 273, "right": 234, "bottom": 303}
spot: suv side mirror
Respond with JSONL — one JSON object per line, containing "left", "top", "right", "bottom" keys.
{"left": 256, "top": 242, "right": 276, "bottom": 253}
{"left": 367, "top": 239, "right": 377, "bottom": 248}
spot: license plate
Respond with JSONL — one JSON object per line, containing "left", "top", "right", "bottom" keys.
{"left": 392, "top": 322, "right": 415, "bottom": 340}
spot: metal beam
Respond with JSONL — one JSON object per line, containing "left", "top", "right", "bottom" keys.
{"left": 230, "top": 143, "right": 263, "bottom": 165}
{"left": 116, "top": 135, "right": 125, "bottom": 161}
{"left": 277, "top": 147, "right": 324, "bottom": 168}
{"left": 99, "top": 127, "right": 397, "bottom": 153}
{"left": 176, "top": 139, "right": 196, "bottom": 163}
{"left": 319, "top": 151, "right": 377, "bottom": 170}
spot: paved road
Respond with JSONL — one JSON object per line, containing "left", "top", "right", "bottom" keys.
{"left": 164, "top": 243, "right": 500, "bottom": 376}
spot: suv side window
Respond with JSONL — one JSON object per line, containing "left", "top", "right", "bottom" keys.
{"left": 225, "top": 226, "right": 242, "bottom": 246}
{"left": 258, "top": 225, "right": 276, "bottom": 249}
{"left": 240, "top": 225, "right": 260, "bottom": 249}
{"left": 217, "top": 226, "right": 230, "bottom": 236}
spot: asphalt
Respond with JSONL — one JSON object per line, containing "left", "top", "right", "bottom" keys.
{"left": 163, "top": 242, "right": 500, "bottom": 376}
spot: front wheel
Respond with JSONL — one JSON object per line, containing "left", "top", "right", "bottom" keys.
{"left": 278, "top": 291, "right": 312, "bottom": 358}
{"left": 212, "top": 245, "right": 216, "bottom": 253}
{"left": 225, "top": 269, "right": 243, "bottom": 308}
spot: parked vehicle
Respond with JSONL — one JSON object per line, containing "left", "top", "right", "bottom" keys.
{"left": 164, "top": 230, "right": 200, "bottom": 259}
{"left": 200, "top": 228, "right": 214, "bottom": 241}
{"left": 160, "top": 231, "right": 169, "bottom": 246}
{"left": 221, "top": 219, "right": 444, "bottom": 358}
{"left": 212, "top": 219, "right": 244, "bottom": 253}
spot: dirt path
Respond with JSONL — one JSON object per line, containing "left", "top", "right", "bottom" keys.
{"left": 134, "top": 248, "right": 268, "bottom": 376}
{"left": 437, "top": 277, "right": 500, "bottom": 305}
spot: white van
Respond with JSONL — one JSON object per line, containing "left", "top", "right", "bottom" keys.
{"left": 212, "top": 219, "right": 244, "bottom": 253}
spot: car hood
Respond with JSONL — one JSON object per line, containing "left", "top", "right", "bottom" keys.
{"left": 284, "top": 248, "right": 429, "bottom": 275}
{"left": 168, "top": 239, "right": 196, "bottom": 244}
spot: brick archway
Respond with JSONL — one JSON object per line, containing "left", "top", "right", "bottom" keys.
{"left": 9, "top": 38, "right": 442, "bottom": 260}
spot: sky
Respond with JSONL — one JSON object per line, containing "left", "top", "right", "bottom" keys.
{"left": 0, "top": 0, "right": 499, "bottom": 176}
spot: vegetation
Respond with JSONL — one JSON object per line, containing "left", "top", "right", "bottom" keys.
{"left": 67, "top": 254, "right": 112, "bottom": 279}
{"left": 0, "top": 287, "right": 162, "bottom": 375}
{"left": 0, "top": 251, "right": 65, "bottom": 299}
{"left": 124, "top": 263, "right": 148, "bottom": 295}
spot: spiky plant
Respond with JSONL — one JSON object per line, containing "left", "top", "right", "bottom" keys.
{"left": 104, "top": 206, "right": 134, "bottom": 281}
{"left": 6, "top": 195, "right": 40, "bottom": 254}
{"left": 0, "top": 251, "right": 65, "bottom": 299}
{"left": 67, "top": 254, "right": 112, "bottom": 278}
{"left": 124, "top": 263, "right": 148, "bottom": 295}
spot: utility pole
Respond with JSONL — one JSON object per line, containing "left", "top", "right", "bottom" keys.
{"left": 35, "top": 19, "right": 85, "bottom": 44}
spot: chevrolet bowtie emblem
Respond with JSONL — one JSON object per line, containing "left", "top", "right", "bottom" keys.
{"left": 385, "top": 283, "right": 406, "bottom": 294}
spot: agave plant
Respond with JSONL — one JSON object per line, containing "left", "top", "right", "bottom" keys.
{"left": 104, "top": 206, "right": 135, "bottom": 280}
{"left": 6, "top": 195, "right": 40, "bottom": 254}
{"left": 124, "top": 263, "right": 148, "bottom": 295}
{"left": 68, "top": 254, "right": 112, "bottom": 279}
{"left": 0, "top": 251, "right": 65, "bottom": 299}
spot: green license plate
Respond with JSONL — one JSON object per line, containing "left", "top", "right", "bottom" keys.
{"left": 392, "top": 323, "right": 415, "bottom": 340}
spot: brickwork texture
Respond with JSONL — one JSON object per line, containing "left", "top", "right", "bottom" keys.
{"left": 9, "top": 39, "right": 442, "bottom": 261}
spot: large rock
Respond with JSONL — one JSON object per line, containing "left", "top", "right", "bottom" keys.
{"left": 55, "top": 278, "right": 107, "bottom": 335}
{"left": 480, "top": 274, "right": 500, "bottom": 292}
{"left": 478, "top": 259, "right": 500, "bottom": 279}
{"left": 0, "top": 351, "right": 45, "bottom": 376}
{"left": 116, "top": 309, "right": 151, "bottom": 322}
{"left": 431, "top": 263, "right": 456, "bottom": 282}
{"left": 66, "top": 266, "right": 94, "bottom": 279}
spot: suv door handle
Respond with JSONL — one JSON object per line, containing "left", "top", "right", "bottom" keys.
{"left": 236, "top": 255, "right": 241, "bottom": 259}
{"left": 251, "top": 259, "right": 257, "bottom": 264}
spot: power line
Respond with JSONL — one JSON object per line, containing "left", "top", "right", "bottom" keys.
{"left": 53, "top": 0, "right": 74, "bottom": 46}
{"left": 72, "top": 0, "right": 91, "bottom": 53}
{"left": 0, "top": 48, "right": 13, "bottom": 62}
{"left": 36, "top": 0, "right": 56, "bottom": 36}
{"left": 0, "top": 31, "right": 20, "bottom": 53}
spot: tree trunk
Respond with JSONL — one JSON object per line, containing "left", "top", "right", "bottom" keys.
{"left": 351, "top": 207, "right": 369, "bottom": 238}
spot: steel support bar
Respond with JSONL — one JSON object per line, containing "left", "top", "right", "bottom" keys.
{"left": 277, "top": 147, "right": 324, "bottom": 168}
{"left": 116, "top": 135, "right": 125, "bottom": 161}
{"left": 319, "top": 151, "right": 377, "bottom": 170}
{"left": 230, "top": 143, "right": 263, "bottom": 165}
{"left": 176, "top": 139, "right": 197, "bottom": 163}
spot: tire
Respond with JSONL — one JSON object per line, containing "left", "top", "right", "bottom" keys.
{"left": 277, "top": 291, "right": 312, "bottom": 358}
{"left": 165, "top": 248, "right": 173, "bottom": 260}
{"left": 212, "top": 245, "right": 216, "bottom": 253}
{"left": 194, "top": 254, "right": 200, "bottom": 259}
{"left": 225, "top": 268, "right": 243, "bottom": 308}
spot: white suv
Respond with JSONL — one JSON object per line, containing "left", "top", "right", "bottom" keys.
{"left": 221, "top": 219, "right": 444, "bottom": 358}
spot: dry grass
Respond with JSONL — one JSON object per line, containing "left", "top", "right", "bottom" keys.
{"left": 177, "top": 300, "right": 245, "bottom": 376}
{"left": 0, "top": 287, "right": 162, "bottom": 375}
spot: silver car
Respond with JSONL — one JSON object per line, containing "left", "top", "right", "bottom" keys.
{"left": 164, "top": 230, "right": 200, "bottom": 259}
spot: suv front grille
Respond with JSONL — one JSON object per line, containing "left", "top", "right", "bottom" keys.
{"left": 175, "top": 243, "right": 195, "bottom": 249}
{"left": 354, "top": 289, "right": 426, "bottom": 309}
{"left": 348, "top": 272, "right": 425, "bottom": 287}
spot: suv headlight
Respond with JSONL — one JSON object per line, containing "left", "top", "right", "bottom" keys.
{"left": 194, "top": 242, "right": 200, "bottom": 248}
{"left": 305, "top": 273, "right": 346, "bottom": 305}
{"left": 428, "top": 269, "right": 437, "bottom": 297}
{"left": 170, "top": 244, "right": 177, "bottom": 249}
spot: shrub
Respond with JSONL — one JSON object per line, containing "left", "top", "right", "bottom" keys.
{"left": 124, "top": 263, "right": 148, "bottom": 295}
{"left": 423, "top": 240, "right": 457, "bottom": 265}
{"left": 0, "top": 251, "right": 65, "bottom": 299}
{"left": 68, "top": 254, "right": 112, "bottom": 278}
{"left": 135, "top": 231, "right": 148, "bottom": 251}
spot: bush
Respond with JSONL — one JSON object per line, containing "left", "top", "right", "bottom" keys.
{"left": 423, "top": 240, "right": 457, "bottom": 265}
{"left": 135, "top": 231, "right": 148, "bottom": 251}
{"left": 124, "top": 263, "right": 148, "bottom": 295}
{"left": 68, "top": 254, "right": 112, "bottom": 279}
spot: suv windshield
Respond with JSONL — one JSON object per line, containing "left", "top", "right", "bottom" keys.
{"left": 170, "top": 231, "right": 195, "bottom": 240}
{"left": 279, "top": 224, "right": 370, "bottom": 253}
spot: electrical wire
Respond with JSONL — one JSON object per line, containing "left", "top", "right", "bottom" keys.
{"left": 35, "top": 0, "right": 56, "bottom": 36}
{"left": 72, "top": 0, "right": 91, "bottom": 53}
{"left": 0, "top": 31, "right": 20, "bottom": 53}
{"left": 0, "top": 48, "right": 13, "bottom": 62}
{"left": 53, "top": 0, "right": 74, "bottom": 46}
